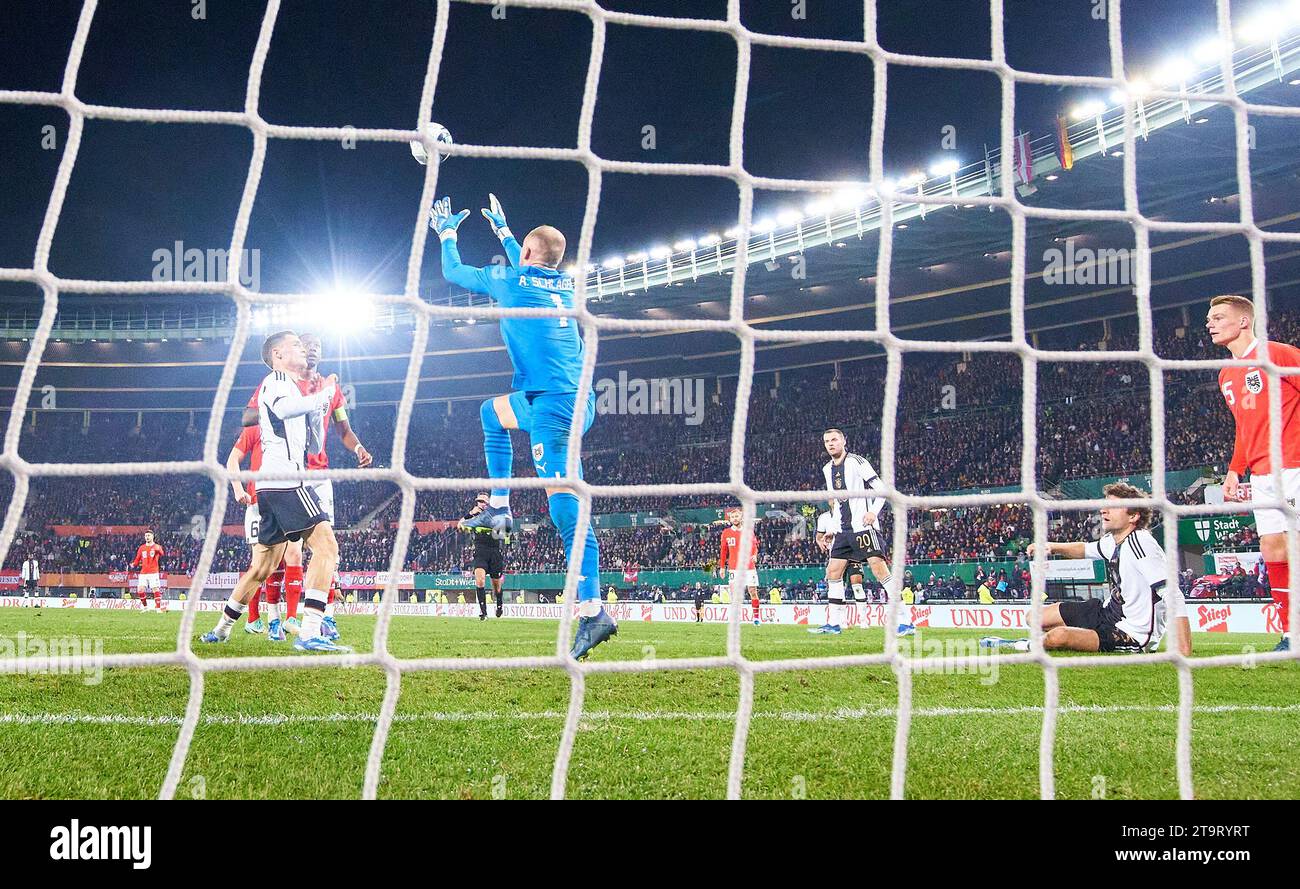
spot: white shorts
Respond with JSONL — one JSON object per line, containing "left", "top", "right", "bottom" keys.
{"left": 311, "top": 480, "right": 335, "bottom": 526}
{"left": 244, "top": 502, "right": 261, "bottom": 545}
{"left": 1249, "top": 467, "right": 1300, "bottom": 536}
{"left": 723, "top": 571, "right": 760, "bottom": 589}
{"left": 138, "top": 573, "right": 162, "bottom": 592}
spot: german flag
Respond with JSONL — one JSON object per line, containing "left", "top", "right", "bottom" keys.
{"left": 1055, "top": 113, "right": 1074, "bottom": 171}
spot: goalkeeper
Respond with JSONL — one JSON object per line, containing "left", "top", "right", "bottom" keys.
{"left": 432, "top": 194, "right": 615, "bottom": 660}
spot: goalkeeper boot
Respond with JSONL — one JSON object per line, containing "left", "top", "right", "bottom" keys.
{"left": 808, "top": 624, "right": 842, "bottom": 635}
{"left": 267, "top": 618, "right": 286, "bottom": 642}
{"left": 569, "top": 609, "right": 618, "bottom": 661}
{"left": 1274, "top": 637, "right": 1291, "bottom": 652}
{"left": 198, "top": 631, "right": 228, "bottom": 644}
{"left": 496, "top": 603, "right": 504, "bottom": 618}
{"left": 293, "top": 635, "right": 352, "bottom": 654}
{"left": 897, "top": 623, "right": 916, "bottom": 637}
{"left": 283, "top": 616, "right": 302, "bottom": 637}
{"left": 461, "top": 505, "right": 513, "bottom": 534}
{"left": 245, "top": 618, "right": 266, "bottom": 635}
{"left": 321, "top": 616, "right": 340, "bottom": 641}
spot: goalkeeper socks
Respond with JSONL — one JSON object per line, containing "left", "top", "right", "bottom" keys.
{"left": 1266, "top": 560, "right": 1291, "bottom": 633}
{"left": 301, "top": 591, "right": 328, "bottom": 639}
{"left": 477, "top": 585, "right": 487, "bottom": 616}
{"left": 578, "top": 598, "right": 602, "bottom": 618}
{"left": 481, "top": 398, "right": 513, "bottom": 504}
{"left": 284, "top": 565, "right": 303, "bottom": 620}
{"left": 547, "top": 492, "right": 601, "bottom": 604}
{"left": 214, "top": 598, "right": 246, "bottom": 638}
{"left": 751, "top": 595, "right": 760, "bottom": 619}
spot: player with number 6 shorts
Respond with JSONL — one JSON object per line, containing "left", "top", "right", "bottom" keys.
{"left": 227, "top": 422, "right": 273, "bottom": 637}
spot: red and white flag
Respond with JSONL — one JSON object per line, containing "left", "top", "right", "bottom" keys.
{"left": 1012, "top": 132, "right": 1034, "bottom": 186}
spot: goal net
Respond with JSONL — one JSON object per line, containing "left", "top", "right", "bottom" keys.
{"left": 1, "top": 0, "right": 1297, "bottom": 800}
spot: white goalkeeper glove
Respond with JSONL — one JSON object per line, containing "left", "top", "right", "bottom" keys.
{"left": 430, "top": 197, "right": 470, "bottom": 242}
{"left": 480, "top": 192, "right": 512, "bottom": 243}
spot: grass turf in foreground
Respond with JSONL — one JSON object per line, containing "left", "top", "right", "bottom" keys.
{"left": 0, "top": 608, "right": 1295, "bottom": 799}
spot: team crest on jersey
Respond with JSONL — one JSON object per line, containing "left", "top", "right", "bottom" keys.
{"left": 532, "top": 443, "right": 544, "bottom": 461}
{"left": 834, "top": 478, "right": 844, "bottom": 488}
{"left": 1245, "top": 369, "right": 1263, "bottom": 394}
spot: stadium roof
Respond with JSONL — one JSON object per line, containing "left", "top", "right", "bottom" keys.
{"left": 3, "top": 35, "right": 1300, "bottom": 410}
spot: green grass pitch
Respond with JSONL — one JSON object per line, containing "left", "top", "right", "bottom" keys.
{"left": 0, "top": 608, "right": 1295, "bottom": 799}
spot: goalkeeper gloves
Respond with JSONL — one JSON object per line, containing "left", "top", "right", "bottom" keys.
{"left": 430, "top": 197, "right": 470, "bottom": 241}
{"left": 480, "top": 192, "right": 512, "bottom": 243}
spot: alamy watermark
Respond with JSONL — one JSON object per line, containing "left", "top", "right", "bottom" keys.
{"left": 1042, "top": 239, "right": 1134, "bottom": 286}
{"left": 594, "top": 371, "right": 705, "bottom": 426}
{"left": 898, "top": 630, "right": 1000, "bottom": 686}
{"left": 152, "top": 241, "right": 261, "bottom": 291}
{"left": 0, "top": 632, "right": 105, "bottom": 686}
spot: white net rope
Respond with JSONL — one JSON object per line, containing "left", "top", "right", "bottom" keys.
{"left": 0, "top": 0, "right": 1297, "bottom": 800}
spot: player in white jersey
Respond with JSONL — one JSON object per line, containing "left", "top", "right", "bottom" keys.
{"left": 816, "top": 511, "right": 871, "bottom": 619}
{"left": 199, "top": 330, "right": 349, "bottom": 653}
{"left": 984, "top": 483, "right": 1191, "bottom": 654}
{"left": 810, "top": 428, "right": 915, "bottom": 636}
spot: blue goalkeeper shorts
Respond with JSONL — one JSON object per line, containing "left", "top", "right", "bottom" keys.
{"left": 527, "top": 391, "right": 596, "bottom": 482}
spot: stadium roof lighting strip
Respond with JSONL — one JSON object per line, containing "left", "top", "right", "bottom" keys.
{"left": 582, "top": 35, "right": 1300, "bottom": 299}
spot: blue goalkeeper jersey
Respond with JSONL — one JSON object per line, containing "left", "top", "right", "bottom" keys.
{"left": 440, "top": 237, "right": 583, "bottom": 395}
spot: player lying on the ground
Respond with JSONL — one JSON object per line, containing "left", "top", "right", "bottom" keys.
{"left": 719, "top": 506, "right": 762, "bottom": 626}
{"left": 433, "top": 194, "right": 615, "bottom": 659}
{"left": 200, "top": 331, "right": 349, "bottom": 653}
{"left": 1208, "top": 294, "right": 1299, "bottom": 653}
{"left": 982, "top": 483, "right": 1191, "bottom": 655}
{"left": 810, "top": 428, "right": 914, "bottom": 636}
{"left": 459, "top": 493, "right": 508, "bottom": 620}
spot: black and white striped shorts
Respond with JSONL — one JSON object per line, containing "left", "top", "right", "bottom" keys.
{"left": 256, "top": 486, "right": 327, "bottom": 546}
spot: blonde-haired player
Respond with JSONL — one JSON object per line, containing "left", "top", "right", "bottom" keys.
{"left": 811, "top": 428, "right": 913, "bottom": 636}
{"left": 1207, "top": 294, "right": 1300, "bottom": 651}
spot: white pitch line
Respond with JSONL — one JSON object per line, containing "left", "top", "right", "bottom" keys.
{"left": 2, "top": 702, "right": 1298, "bottom": 729}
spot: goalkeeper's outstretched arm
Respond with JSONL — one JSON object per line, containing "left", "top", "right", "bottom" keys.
{"left": 431, "top": 196, "right": 495, "bottom": 294}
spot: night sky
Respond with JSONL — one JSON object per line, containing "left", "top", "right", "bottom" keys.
{"left": 0, "top": 0, "right": 1250, "bottom": 302}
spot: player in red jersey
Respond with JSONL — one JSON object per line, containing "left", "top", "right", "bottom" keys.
{"left": 1208, "top": 295, "right": 1300, "bottom": 651}
{"left": 227, "top": 423, "right": 280, "bottom": 639}
{"left": 241, "top": 333, "right": 371, "bottom": 640}
{"left": 719, "top": 507, "right": 762, "bottom": 626}
{"left": 129, "top": 530, "right": 166, "bottom": 612}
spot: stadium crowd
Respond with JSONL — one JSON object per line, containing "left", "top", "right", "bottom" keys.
{"left": 2, "top": 307, "right": 1293, "bottom": 583}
